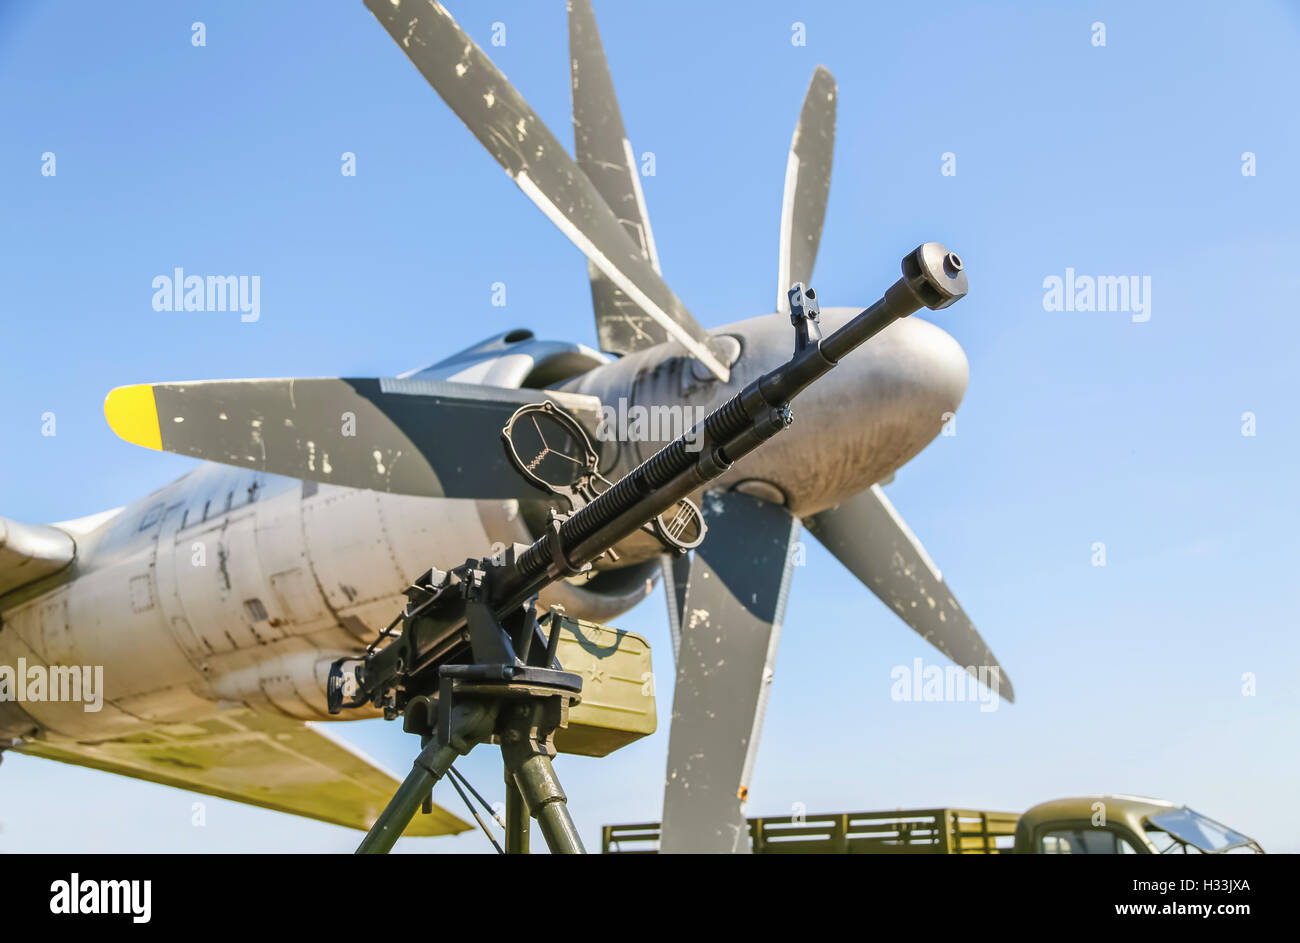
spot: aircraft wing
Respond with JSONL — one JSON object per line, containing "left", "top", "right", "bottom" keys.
{"left": 0, "top": 516, "right": 76, "bottom": 597}
{"left": 12, "top": 708, "right": 470, "bottom": 838}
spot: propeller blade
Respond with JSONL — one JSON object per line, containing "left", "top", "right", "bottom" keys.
{"left": 103, "top": 376, "right": 602, "bottom": 502}
{"left": 776, "top": 66, "right": 836, "bottom": 314}
{"left": 804, "top": 485, "right": 1014, "bottom": 702}
{"left": 661, "top": 490, "right": 800, "bottom": 853}
{"left": 568, "top": 0, "right": 667, "bottom": 355}
{"left": 365, "top": 0, "right": 728, "bottom": 381}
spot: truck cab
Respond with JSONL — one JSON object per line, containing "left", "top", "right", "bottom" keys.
{"left": 1013, "top": 795, "right": 1264, "bottom": 854}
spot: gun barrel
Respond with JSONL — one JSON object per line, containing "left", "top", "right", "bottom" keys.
{"left": 496, "top": 242, "right": 967, "bottom": 611}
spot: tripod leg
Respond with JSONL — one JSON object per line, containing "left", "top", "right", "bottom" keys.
{"left": 498, "top": 695, "right": 586, "bottom": 854}
{"left": 503, "top": 741, "right": 586, "bottom": 854}
{"left": 356, "top": 741, "right": 459, "bottom": 854}
{"left": 504, "top": 776, "right": 530, "bottom": 854}
{"left": 356, "top": 700, "right": 496, "bottom": 854}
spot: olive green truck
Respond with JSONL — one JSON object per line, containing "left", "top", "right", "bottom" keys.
{"left": 602, "top": 795, "right": 1264, "bottom": 854}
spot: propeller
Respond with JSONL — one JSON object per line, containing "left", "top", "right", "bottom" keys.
{"left": 364, "top": 1, "right": 1012, "bottom": 853}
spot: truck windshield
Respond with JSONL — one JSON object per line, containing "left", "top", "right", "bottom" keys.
{"left": 1146, "top": 808, "right": 1261, "bottom": 854}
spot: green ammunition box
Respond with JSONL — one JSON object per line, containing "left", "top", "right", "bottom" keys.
{"left": 550, "top": 616, "right": 656, "bottom": 757}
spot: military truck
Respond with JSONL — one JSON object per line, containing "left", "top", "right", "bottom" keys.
{"left": 602, "top": 795, "right": 1264, "bottom": 854}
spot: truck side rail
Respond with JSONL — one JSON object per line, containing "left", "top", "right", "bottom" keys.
{"left": 602, "top": 809, "right": 1020, "bottom": 854}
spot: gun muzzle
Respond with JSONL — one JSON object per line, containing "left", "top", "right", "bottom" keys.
{"left": 764, "top": 242, "right": 967, "bottom": 403}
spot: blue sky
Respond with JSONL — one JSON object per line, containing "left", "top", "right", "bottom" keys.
{"left": 1, "top": 0, "right": 1298, "bottom": 852}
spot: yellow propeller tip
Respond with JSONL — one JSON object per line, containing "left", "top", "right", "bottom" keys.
{"left": 104, "top": 384, "right": 162, "bottom": 450}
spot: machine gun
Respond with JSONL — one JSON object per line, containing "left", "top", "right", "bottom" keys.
{"left": 328, "top": 242, "right": 969, "bottom": 854}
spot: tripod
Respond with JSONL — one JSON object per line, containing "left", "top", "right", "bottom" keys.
{"left": 354, "top": 590, "right": 587, "bottom": 855}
